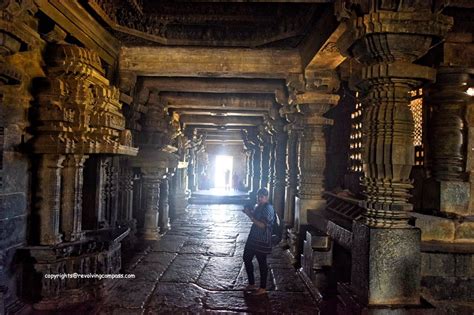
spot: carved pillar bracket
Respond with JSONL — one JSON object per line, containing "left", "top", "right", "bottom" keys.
{"left": 338, "top": 10, "right": 453, "bottom": 228}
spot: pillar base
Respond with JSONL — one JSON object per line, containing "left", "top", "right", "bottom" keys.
{"left": 141, "top": 228, "right": 161, "bottom": 241}
{"left": 337, "top": 282, "right": 435, "bottom": 315}
{"left": 351, "top": 221, "right": 421, "bottom": 306}
{"left": 423, "top": 179, "right": 471, "bottom": 217}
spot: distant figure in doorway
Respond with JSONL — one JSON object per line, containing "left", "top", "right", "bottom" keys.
{"left": 224, "top": 169, "right": 231, "bottom": 190}
{"left": 242, "top": 188, "right": 274, "bottom": 296}
{"left": 232, "top": 172, "right": 239, "bottom": 190}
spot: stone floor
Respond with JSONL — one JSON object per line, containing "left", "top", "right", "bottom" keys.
{"left": 97, "top": 204, "right": 321, "bottom": 314}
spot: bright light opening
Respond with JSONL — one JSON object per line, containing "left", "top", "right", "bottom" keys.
{"left": 467, "top": 87, "right": 474, "bottom": 96}
{"left": 214, "top": 155, "right": 233, "bottom": 189}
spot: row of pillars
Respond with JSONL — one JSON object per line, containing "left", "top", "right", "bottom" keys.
{"left": 36, "top": 153, "right": 188, "bottom": 246}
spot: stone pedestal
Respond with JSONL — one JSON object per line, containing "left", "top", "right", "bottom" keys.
{"left": 423, "top": 179, "right": 471, "bottom": 217}
{"left": 351, "top": 221, "right": 421, "bottom": 306}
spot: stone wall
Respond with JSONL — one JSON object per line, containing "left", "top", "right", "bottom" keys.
{"left": 0, "top": 6, "right": 45, "bottom": 310}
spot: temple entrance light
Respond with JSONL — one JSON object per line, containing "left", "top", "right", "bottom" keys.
{"left": 214, "top": 155, "right": 233, "bottom": 189}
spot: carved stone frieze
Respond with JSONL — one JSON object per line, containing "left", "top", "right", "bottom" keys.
{"left": 33, "top": 44, "right": 137, "bottom": 156}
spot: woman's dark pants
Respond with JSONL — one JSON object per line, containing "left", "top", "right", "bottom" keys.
{"left": 243, "top": 245, "right": 268, "bottom": 289}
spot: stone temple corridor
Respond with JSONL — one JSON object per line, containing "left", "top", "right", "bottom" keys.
{"left": 77, "top": 203, "right": 321, "bottom": 314}
{"left": 1, "top": 1, "right": 473, "bottom": 314}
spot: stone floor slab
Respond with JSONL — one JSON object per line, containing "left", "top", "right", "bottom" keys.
{"left": 103, "top": 279, "right": 156, "bottom": 309}
{"left": 151, "top": 237, "right": 187, "bottom": 252}
{"left": 146, "top": 283, "right": 208, "bottom": 312}
{"left": 268, "top": 291, "right": 319, "bottom": 314}
{"left": 203, "top": 290, "right": 270, "bottom": 313}
{"left": 197, "top": 257, "right": 243, "bottom": 290}
{"left": 160, "top": 254, "right": 209, "bottom": 283}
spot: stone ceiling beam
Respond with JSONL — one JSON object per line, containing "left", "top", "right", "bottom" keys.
{"left": 299, "top": 3, "right": 340, "bottom": 69}
{"left": 162, "top": 92, "right": 275, "bottom": 111}
{"left": 141, "top": 77, "right": 285, "bottom": 94}
{"left": 36, "top": 0, "right": 120, "bottom": 66}
{"left": 180, "top": 115, "right": 262, "bottom": 127}
{"left": 120, "top": 46, "right": 302, "bottom": 78}
{"left": 304, "top": 22, "right": 347, "bottom": 72}
{"left": 171, "top": 108, "right": 266, "bottom": 117}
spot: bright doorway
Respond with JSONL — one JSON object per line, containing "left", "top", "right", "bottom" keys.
{"left": 214, "top": 155, "right": 233, "bottom": 189}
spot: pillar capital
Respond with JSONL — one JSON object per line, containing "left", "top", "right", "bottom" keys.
{"left": 338, "top": 9, "right": 453, "bottom": 66}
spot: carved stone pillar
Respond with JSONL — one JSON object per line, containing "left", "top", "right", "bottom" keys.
{"left": 159, "top": 176, "right": 171, "bottom": 232}
{"left": 296, "top": 91, "right": 336, "bottom": 227}
{"left": 170, "top": 166, "right": 188, "bottom": 219}
{"left": 118, "top": 160, "right": 135, "bottom": 224}
{"left": 425, "top": 66, "right": 474, "bottom": 217}
{"left": 37, "top": 154, "right": 65, "bottom": 245}
{"left": 100, "top": 157, "right": 119, "bottom": 228}
{"left": 269, "top": 138, "right": 276, "bottom": 202}
{"left": 252, "top": 145, "right": 262, "bottom": 194}
{"left": 60, "top": 155, "right": 87, "bottom": 242}
{"left": 260, "top": 135, "right": 271, "bottom": 189}
{"left": 246, "top": 149, "right": 253, "bottom": 191}
{"left": 272, "top": 124, "right": 288, "bottom": 219}
{"left": 188, "top": 148, "right": 197, "bottom": 192}
{"left": 283, "top": 124, "right": 300, "bottom": 229}
{"left": 337, "top": 8, "right": 452, "bottom": 306}
{"left": 141, "top": 171, "right": 162, "bottom": 240}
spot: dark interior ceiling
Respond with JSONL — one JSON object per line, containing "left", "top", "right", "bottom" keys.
{"left": 85, "top": 0, "right": 334, "bottom": 145}
{"left": 87, "top": 0, "right": 330, "bottom": 48}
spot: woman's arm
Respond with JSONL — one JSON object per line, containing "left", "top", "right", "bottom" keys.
{"left": 243, "top": 207, "right": 267, "bottom": 229}
{"left": 248, "top": 214, "right": 266, "bottom": 229}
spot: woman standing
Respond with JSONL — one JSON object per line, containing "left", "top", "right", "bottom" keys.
{"left": 242, "top": 188, "right": 274, "bottom": 295}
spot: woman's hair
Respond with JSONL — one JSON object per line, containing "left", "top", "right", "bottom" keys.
{"left": 257, "top": 187, "right": 269, "bottom": 196}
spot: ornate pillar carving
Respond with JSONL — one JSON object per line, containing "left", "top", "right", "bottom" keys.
{"left": 27, "top": 43, "right": 137, "bottom": 309}
{"left": 37, "top": 154, "right": 65, "bottom": 245}
{"left": 425, "top": 64, "right": 474, "bottom": 217}
{"left": 279, "top": 98, "right": 303, "bottom": 250}
{"left": 141, "top": 170, "right": 163, "bottom": 240}
{"left": 118, "top": 159, "right": 134, "bottom": 224}
{"left": 259, "top": 129, "right": 272, "bottom": 190}
{"left": 245, "top": 149, "right": 253, "bottom": 191}
{"left": 295, "top": 86, "right": 338, "bottom": 227}
{"left": 337, "top": 5, "right": 452, "bottom": 307}
{"left": 252, "top": 141, "right": 262, "bottom": 195}
{"left": 272, "top": 119, "right": 288, "bottom": 219}
{"left": 159, "top": 176, "right": 171, "bottom": 232}
{"left": 60, "top": 154, "right": 88, "bottom": 242}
